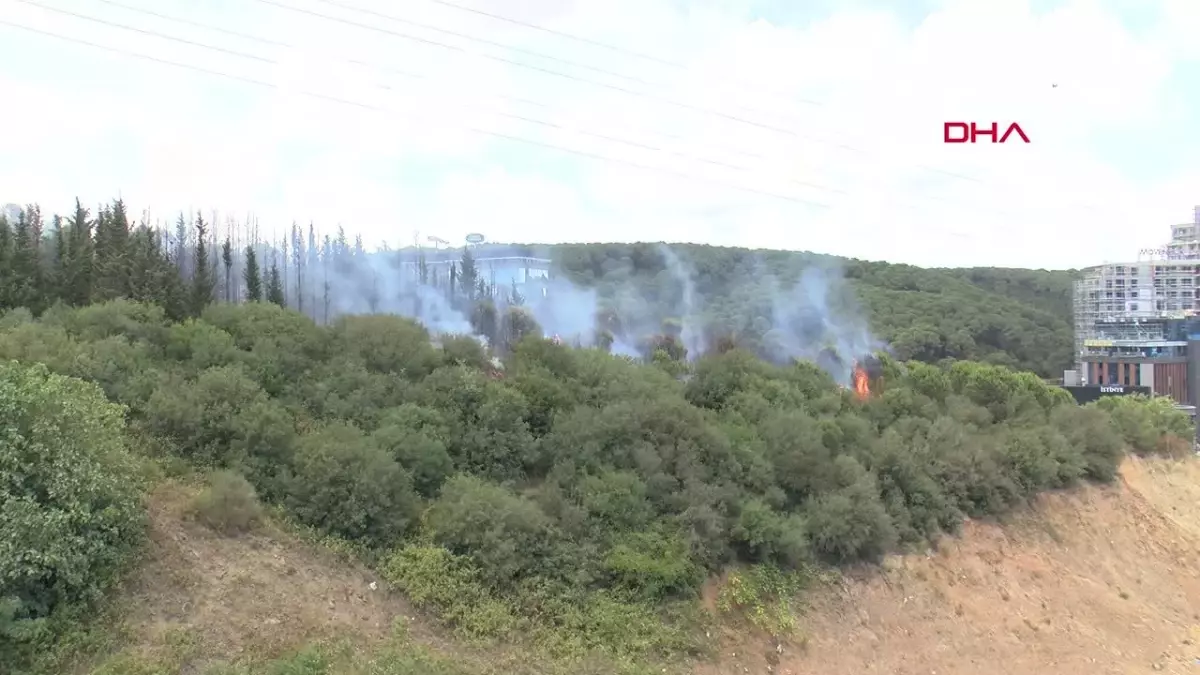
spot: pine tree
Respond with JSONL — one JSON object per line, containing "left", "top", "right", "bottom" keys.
{"left": 9, "top": 208, "right": 42, "bottom": 312}
{"left": 127, "top": 224, "right": 176, "bottom": 309}
{"left": 419, "top": 249, "right": 429, "bottom": 284}
{"left": 221, "top": 236, "right": 233, "bottom": 303}
{"left": 25, "top": 205, "right": 47, "bottom": 312}
{"left": 51, "top": 215, "right": 67, "bottom": 300}
{"left": 0, "top": 214, "right": 12, "bottom": 309}
{"left": 190, "top": 212, "right": 216, "bottom": 315}
{"left": 146, "top": 227, "right": 188, "bottom": 321}
{"left": 321, "top": 234, "right": 332, "bottom": 324}
{"left": 460, "top": 247, "right": 478, "bottom": 300}
{"left": 173, "top": 213, "right": 190, "bottom": 279}
{"left": 64, "top": 199, "right": 94, "bottom": 306}
{"left": 266, "top": 263, "right": 285, "bottom": 307}
{"left": 243, "top": 246, "right": 263, "bottom": 301}
{"left": 93, "top": 198, "right": 131, "bottom": 301}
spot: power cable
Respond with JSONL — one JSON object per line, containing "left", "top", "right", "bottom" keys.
{"left": 84, "top": 0, "right": 839, "bottom": 188}
{"left": 307, "top": 0, "right": 825, "bottom": 119}
{"left": 416, "top": 0, "right": 691, "bottom": 71}
{"left": 411, "top": 0, "right": 917, "bottom": 147}
{"left": 21, "top": 0, "right": 842, "bottom": 195}
{"left": 6, "top": 6, "right": 1072, "bottom": 237}
{"left": 252, "top": 0, "right": 981, "bottom": 184}
{"left": 9, "top": 4, "right": 1078, "bottom": 231}
{"left": 0, "top": 17, "right": 837, "bottom": 210}
{"left": 81, "top": 0, "right": 986, "bottom": 191}
{"left": 85, "top": 0, "right": 1085, "bottom": 227}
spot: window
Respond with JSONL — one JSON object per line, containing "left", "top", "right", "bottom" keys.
{"left": 1130, "top": 303, "right": 1139, "bottom": 310}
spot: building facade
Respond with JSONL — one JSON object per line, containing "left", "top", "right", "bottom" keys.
{"left": 396, "top": 251, "right": 552, "bottom": 298}
{"left": 1073, "top": 207, "right": 1200, "bottom": 404}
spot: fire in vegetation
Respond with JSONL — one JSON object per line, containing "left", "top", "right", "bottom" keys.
{"left": 852, "top": 361, "right": 871, "bottom": 400}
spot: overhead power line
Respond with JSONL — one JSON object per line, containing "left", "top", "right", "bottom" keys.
{"left": 419, "top": 0, "right": 692, "bottom": 70}
{"left": 9, "top": 3, "right": 1089, "bottom": 229}
{"left": 0, "top": 17, "right": 837, "bottom": 210}
{"left": 312, "top": 0, "right": 677, "bottom": 95}
{"left": 251, "top": 0, "right": 980, "bottom": 184}
{"left": 85, "top": 0, "right": 838, "bottom": 185}
{"left": 23, "top": 0, "right": 842, "bottom": 195}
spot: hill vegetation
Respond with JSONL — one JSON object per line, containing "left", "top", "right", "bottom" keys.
{"left": 0, "top": 198, "right": 1076, "bottom": 377}
{"left": 0, "top": 198, "right": 1168, "bottom": 675}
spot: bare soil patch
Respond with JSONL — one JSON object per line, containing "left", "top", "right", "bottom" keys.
{"left": 696, "top": 456, "right": 1200, "bottom": 675}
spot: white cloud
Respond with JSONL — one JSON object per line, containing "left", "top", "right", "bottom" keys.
{"left": 0, "top": 0, "right": 1195, "bottom": 267}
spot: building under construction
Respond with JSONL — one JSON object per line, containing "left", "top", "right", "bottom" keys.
{"left": 1072, "top": 207, "right": 1200, "bottom": 405}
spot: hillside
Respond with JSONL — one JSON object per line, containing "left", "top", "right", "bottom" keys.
{"left": 1, "top": 296, "right": 1187, "bottom": 675}
{"left": 28, "top": 455, "right": 1200, "bottom": 675}
{"left": 551, "top": 243, "right": 1078, "bottom": 376}
{"left": 0, "top": 201, "right": 1077, "bottom": 376}
{"left": 699, "top": 455, "right": 1200, "bottom": 675}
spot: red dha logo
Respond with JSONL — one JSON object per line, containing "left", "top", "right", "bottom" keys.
{"left": 944, "top": 122, "right": 1030, "bottom": 144}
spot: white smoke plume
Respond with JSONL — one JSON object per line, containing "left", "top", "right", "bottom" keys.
{"left": 278, "top": 239, "right": 882, "bottom": 383}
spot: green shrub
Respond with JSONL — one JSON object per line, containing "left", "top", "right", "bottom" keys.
{"left": 188, "top": 470, "right": 264, "bottom": 535}
{"left": 425, "top": 475, "right": 562, "bottom": 588}
{"left": 382, "top": 545, "right": 521, "bottom": 640}
{"left": 0, "top": 361, "right": 145, "bottom": 661}
{"left": 716, "top": 564, "right": 811, "bottom": 638}
{"left": 283, "top": 423, "right": 421, "bottom": 547}
{"left": 1094, "top": 394, "right": 1193, "bottom": 454}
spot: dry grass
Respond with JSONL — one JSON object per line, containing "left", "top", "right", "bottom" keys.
{"left": 694, "top": 455, "right": 1200, "bottom": 675}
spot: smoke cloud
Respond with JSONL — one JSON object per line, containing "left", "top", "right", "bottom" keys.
{"left": 286, "top": 241, "right": 883, "bottom": 384}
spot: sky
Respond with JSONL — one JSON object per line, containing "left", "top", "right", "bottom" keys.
{"left": 1, "top": 0, "right": 1198, "bottom": 269}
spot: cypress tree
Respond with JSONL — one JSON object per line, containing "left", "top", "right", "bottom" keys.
{"left": 9, "top": 208, "right": 41, "bottom": 312}
{"left": 190, "top": 212, "right": 216, "bottom": 315}
{"left": 243, "top": 246, "right": 262, "bottom": 302}
{"left": 51, "top": 215, "right": 67, "bottom": 301}
{"left": 221, "top": 237, "right": 233, "bottom": 303}
{"left": 0, "top": 214, "right": 12, "bottom": 309}
{"left": 65, "top": 199, "right": 93, "bottom": 306}
{"left": 93, "top": 199, "right": 131, "bottom": 300}
{"left": 460, "top": 247, "right": 477, "bottom": 300}
{"left": 265, "top": 263, "right": 285, "bottom": 307}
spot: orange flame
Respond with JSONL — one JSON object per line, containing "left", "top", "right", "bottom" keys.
{"left": 852, "top": 362, "right": 870, "bottom": 400}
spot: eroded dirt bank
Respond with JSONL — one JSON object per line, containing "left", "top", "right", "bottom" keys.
{"left": 699, "top": 456, "right": 1200, "bottom": 675}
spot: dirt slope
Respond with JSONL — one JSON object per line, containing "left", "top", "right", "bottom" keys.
{"left": 80, "top": 457, "right": 1200, "bottom": 674}
{"left": 699, "top": 456, "right": 1200, "bottom": 675}
{"left": 72, "top": 481, "right": 470, "bottom": 674}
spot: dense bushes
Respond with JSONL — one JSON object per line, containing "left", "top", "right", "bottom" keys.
{"left": 0, "top": 361, "right": 145, "bottom": 661}
{"left": 0, "top": 300, "right": 1190, "bottom": 664}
